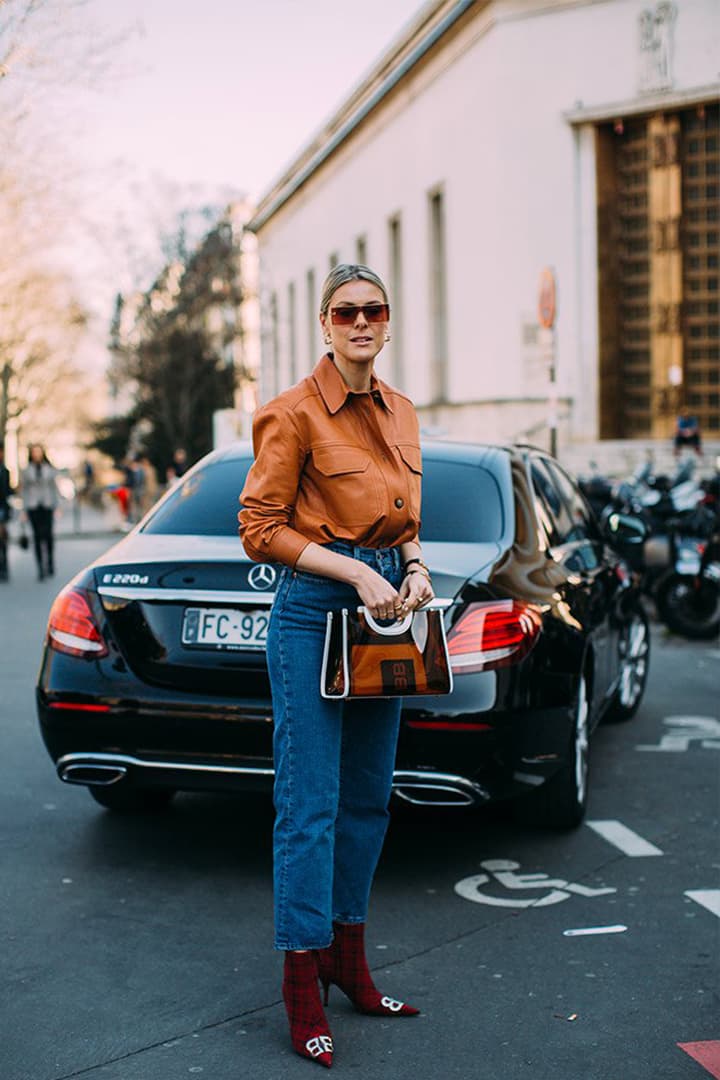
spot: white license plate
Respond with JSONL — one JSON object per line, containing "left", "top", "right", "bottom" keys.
{"left": 182, "top": 607, "right": 269, "bottom": 649}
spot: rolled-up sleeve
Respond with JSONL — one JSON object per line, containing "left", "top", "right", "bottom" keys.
{"left": 238, "top": 402, "right": 311, "bottom": 566}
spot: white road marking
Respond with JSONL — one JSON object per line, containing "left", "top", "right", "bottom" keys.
{"left": 563, "top": 924, "right": 628, "bottom": 937}
{"left": 586, "top": 820, "right": 663, "bottom": 856}
{"left": 454, "top": 858, "right": 616, "bottom": 908}
{"left": 637, "top": 715, "right": 720, "bottom": 752}
{"left": 685, "top": 891, "right": 720, "bottom": 918}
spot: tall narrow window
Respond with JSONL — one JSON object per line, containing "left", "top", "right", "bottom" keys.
{"left": 306, "top": 268, "right": 317, "bottom": 367}
{"left": 388, "top": 214, "right": 404, "bottom": 388}
{"left": 329, "top": 251, "right": 339, "bottom": 270}
{"left": 288, "top": 281, "right": 297, "bottom": 385}
{"left": 356, "top": 234, "right": 367, "bottom": 264}
{"left": 269, "top": 291, "right": 280, "bottom": 395}
{"left": 429, "top": 188, "right": 449, "bottom": 402}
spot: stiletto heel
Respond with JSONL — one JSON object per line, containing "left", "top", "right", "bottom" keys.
{"left": 316, "top": 922, "right": 420, "bottom": 1018}
{"left": 282, "top": 952, "right": 334, "bottom": 1068}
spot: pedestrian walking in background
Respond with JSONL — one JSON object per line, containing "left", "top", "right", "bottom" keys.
{"left": 138, "top": 455, "right": 160, "bottom": 516}
{"left": 80, "top": 458, "right": 95, "bottom": 502}
{"left": 165, "top": 447, "right": 188, "bottom": 486}
{"left": 130, "top": 455, "right": 146, "bottom": 523}
{"left": 20, "top": 444, "right": 59, "bottom": 581}
{"left": 674, "top": 406, "right": 703, "bottom": 458}
{"left": 120, "top": 457, "right": 137, "bottom": 527}
{"left": 0, "top": 442, "right": 12, "bottom": 582}
{"left": 239, "top": 264, "right": 433, "bottom": 1068}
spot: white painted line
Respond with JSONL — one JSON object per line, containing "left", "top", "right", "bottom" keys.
{"left": 685, "top": 890, "right": 720, "bottom": 918}
{"left": 586, "top": 820, "right": 663, "bottom": 856}
{"left": 563, "top": 924, "right": 628, "bottom": 937}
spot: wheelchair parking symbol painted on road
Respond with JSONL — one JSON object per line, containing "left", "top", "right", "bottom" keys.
{"left": 636, "top": 715, "right": 720, "bottom": 752}
{"left": 454, "top": 859, "right": 617, "bottom": 908}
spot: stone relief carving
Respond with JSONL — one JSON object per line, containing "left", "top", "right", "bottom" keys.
{"left": 639, "top": 2, "right": 677, "bottom": 93}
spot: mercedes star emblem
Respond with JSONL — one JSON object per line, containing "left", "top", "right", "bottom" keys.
{"left": 248, "top": 563, "right": 277, "bottom": 590}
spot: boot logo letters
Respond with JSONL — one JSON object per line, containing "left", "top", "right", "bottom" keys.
{"left": 306, "top": 1035, "right": 333, "bottom": 1057}
{"left": 381, "top": 996, "right": 404, "bottom": 1012}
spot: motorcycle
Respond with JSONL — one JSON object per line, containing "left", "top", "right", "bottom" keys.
{"left": 654, "top": 524, "right": 720, "bottom": 641}
{"left": 592, "top": 457, "right": 719, "bottom": 640}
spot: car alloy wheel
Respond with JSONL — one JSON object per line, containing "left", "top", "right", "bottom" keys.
{"left": 514, "top": 672, "right": 590, "bottom": 830}
{"left": 573, "top": 673, "right": 589, "bottom": 806}
{"left": 618, "top": 612, "right": 649, "bottom": 710}
{"left": 604, "top": 604, "right": 650, "bottom": 723}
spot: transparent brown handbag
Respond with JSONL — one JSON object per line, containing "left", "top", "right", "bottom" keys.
{"left": 320, "top": 605, "right": 453, "bottom": 700}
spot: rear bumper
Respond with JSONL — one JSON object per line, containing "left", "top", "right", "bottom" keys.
{"left": 39, "top": 665, "right": 577, "bottom": 808}
{"left": 55, "top": 751, "right": 491, "bottom": 808}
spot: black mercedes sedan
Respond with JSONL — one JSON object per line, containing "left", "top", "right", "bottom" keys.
{"left": 36, "top": 441, "right": 650, "bottom": 829}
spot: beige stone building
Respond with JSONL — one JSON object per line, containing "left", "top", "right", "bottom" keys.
{"left": 249, "top": 0, "right": 719, "bottom": 469}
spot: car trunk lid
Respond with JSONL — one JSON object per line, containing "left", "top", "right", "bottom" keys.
{"left": 92, "top": 537, "right": 277, "bottom": 695}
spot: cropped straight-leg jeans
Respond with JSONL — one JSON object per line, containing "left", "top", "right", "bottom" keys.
{"left": 267, "top": 540, "right": 403, "bottom": 951}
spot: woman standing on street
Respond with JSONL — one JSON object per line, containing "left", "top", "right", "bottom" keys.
{"left": 20, "top": 444, "right": 59, "bottom": 581}
{"left": 0, "top": 442, "right": 12, "bottom": 582}
{"left": 239, "top": 264, "right": 434, "bottom": 1068}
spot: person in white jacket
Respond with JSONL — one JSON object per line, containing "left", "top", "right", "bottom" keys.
{"left": 21, "top": 444, "right": 59, "bottom": 581}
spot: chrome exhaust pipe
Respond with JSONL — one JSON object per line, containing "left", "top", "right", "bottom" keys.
{"left": 392, "top": 771, "right": 488, "bottom": 808}
{"left": 59, "top": 763, "right": 128, "bottom": 786}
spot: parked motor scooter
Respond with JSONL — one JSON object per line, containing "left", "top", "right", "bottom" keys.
{"left": 654, "top": 524, "right": 720, "bottom": 640}
{"left": 652, "top": 455, "right": 720, "bottom": 640}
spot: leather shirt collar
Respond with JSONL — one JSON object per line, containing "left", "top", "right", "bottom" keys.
{"left": 312, "top": 353, "right": 393, "bottom": 415}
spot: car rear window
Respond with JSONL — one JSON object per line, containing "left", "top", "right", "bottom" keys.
{"left": 420, "top": 459, "right": 505, "bottom": 542}
{"left": 143, "top": 459, "right": 253, "bottom": 536}
{"left": 143, "top": 455, "right": 506, "bottom": 543}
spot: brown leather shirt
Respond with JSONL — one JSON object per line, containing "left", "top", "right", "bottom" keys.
{"left": 238, "top": 354, "right": 422, "bottom": 566}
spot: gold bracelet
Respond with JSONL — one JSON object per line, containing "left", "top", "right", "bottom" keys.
{"left": 405, "top": 567, "right": 431, "bottom": 581}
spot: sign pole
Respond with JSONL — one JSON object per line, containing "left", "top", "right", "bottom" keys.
{"left": 538, "top": 268, "right": 558, "bottom": 457}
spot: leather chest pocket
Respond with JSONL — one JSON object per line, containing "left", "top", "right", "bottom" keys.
{"left": 310, "top": 446, "right": 380, "bottom": 527}
{"left": 396, "top": 443, "right": 423, "bottom": 517}
{"left": 396, "top": 444, "right": 423, "bottom": 475}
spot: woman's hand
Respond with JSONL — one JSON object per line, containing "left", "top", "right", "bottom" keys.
{"left": 354, "top": 563, "right": 409, "bottom": 621}
{"left": 398, "top": 569, "right": 435, "bottom": 611}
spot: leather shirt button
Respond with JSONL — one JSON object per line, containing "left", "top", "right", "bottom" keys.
{"left": 394, "top": 497, "right": 404, "bottom": 509}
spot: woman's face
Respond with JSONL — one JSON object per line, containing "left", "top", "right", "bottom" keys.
{"left": 29, "top": 445, "right": 43, "bottom": 464}
{"left": 320, "top": 279, "right": 389, "bottom": 367}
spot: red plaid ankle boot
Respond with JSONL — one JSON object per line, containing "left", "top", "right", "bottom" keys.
{"left": 315, "top": 922, "right": 420, "bottom": 1017}
{"left": 282, "top": 951, "right": 334, "bottom": 1068}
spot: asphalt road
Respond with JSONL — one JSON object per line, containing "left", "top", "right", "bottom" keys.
{"left": 1, "top": 537, "right": 718, "bottom": 1080}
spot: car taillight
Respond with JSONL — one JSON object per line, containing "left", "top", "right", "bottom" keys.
{"left": 47, "top": 588, "right": 108, "bottom": 658}
{"left": 446, "top": 600, "right": 542, "bottom": 674}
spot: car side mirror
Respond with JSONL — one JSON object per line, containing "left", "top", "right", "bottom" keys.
{"left": 601, "top": 510, "right": 648, "bottom": 547}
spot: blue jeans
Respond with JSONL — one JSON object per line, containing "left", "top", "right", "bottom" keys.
{"left": 267, "top": 540, "right": 403, "bottom": 951}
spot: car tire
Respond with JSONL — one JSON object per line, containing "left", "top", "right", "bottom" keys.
{"left": 88, "top": 784, "right": 176, "bottom": 813}
{"left": 603, "top": 604, "right": 650, "bottom": 723}
{"left": 655, "top": 573, "right": 720, "bottom": 641}
{"left": 514, "top": 672, "right": 590, "bottom": 831}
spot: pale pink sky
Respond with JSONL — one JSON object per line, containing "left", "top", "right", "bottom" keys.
{"left": 78, "top": 0, "right": 425, "bottom": 200}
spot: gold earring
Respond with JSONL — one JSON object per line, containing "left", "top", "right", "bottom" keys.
{"left": 385, "top": 332, "right": 391, "bottom": 342}
{"left": 324, "top": 335, "right": 332, "bottom": 345}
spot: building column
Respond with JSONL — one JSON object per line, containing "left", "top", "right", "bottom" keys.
{"left": 648, "top": 114, "right": 683, "bottom": 437}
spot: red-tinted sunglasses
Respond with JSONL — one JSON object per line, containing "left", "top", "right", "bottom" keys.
{"left": 330, "top": 303, "right": 390, "bottom": 326}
